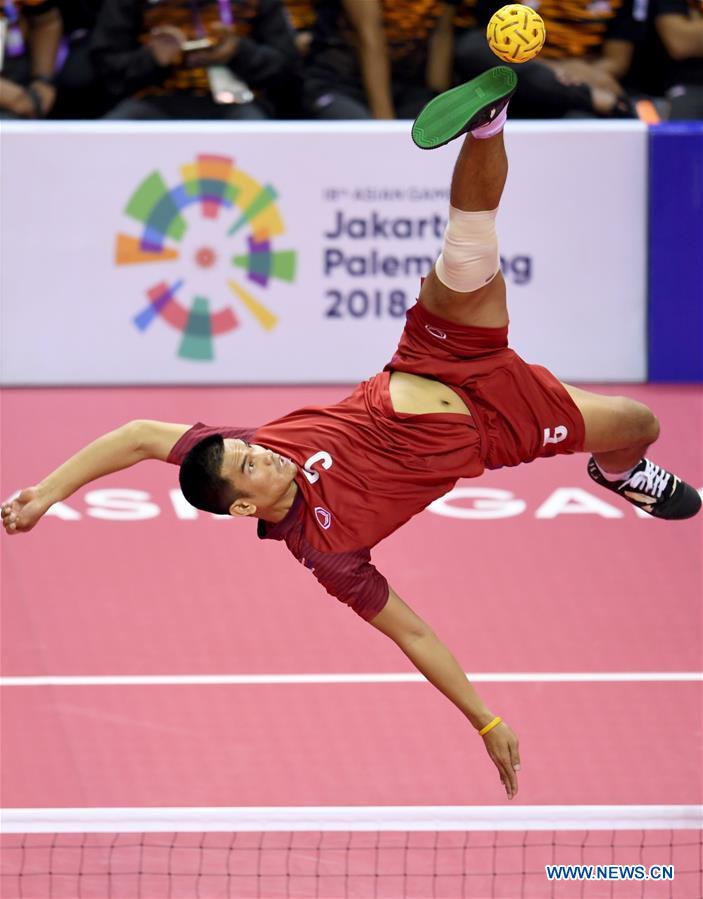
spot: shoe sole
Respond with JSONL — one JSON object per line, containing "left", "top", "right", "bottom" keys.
{"left": 411, "top": 67, "right": 518, "bottom": 150}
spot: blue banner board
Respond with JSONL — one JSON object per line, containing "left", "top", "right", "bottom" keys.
{"left": 648, "top": 124, "right": 703, "bottom": 382}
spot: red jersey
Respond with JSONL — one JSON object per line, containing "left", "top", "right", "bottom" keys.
{"left": 168, "top": 369, "right": 483, "bottom": 620}
{"left": 168, "top": 301, "right": 584, "bottom": 621}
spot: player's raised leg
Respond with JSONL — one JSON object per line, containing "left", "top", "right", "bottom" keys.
{"left": 439, "top": 115, "right": 701, "bottom": 521}
{"left": 413, "top": 68, "right": 517, "bottom": 330}
{"left": 410, "top": 71, "right": 700, "bottom": 521}
{"left": 563, "top": 384, "right": 701, "bottom": 520}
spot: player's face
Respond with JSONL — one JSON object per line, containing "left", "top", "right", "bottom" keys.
{"left": 221, "top": 439, "right": 297, "bottom": 515}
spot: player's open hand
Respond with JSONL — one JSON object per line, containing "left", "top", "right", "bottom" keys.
{"left": 1, "top": 487, "right": 49, "bottom": 535}
{"left": 482, "top": 721, "right": 520, "bottom": 800}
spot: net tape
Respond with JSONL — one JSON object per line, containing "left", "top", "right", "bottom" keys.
{"left": 2, "top": 806, "right": 701, "bottom": 899}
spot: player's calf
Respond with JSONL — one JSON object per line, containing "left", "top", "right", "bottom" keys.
{"left": 589, "top": 397, "right": 660, "bottom": 468}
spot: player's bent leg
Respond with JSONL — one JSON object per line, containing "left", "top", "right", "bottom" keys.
{"left": 417, "top": 150, "right": 509, "bottom": 328}
{"left": 564, "top": 384, "right": 701, "bottom": 520}
{"left": 562, "top": 385, "right": 659, "bottom": 464}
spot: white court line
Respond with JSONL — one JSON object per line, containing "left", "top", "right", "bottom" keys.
{"left": 1, "top": 672, "right": 701, "bottom": 686}
{"left": 2, "top": 804, "right": 701, "bottom": 833}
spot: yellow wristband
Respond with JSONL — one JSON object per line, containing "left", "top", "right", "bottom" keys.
{"left": 479, "top": 716, "right": 502, "bottom": 736}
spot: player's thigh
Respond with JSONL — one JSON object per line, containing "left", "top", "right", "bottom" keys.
{"left": 419, "top": 268, "right": 508, "bottom": 329}
{"left": 562, "top": 384, "right": 659, "bottom": 453}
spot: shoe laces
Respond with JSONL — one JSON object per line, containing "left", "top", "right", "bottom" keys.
{"left": 621, "top": 460, "right": 670, "bottom": 499}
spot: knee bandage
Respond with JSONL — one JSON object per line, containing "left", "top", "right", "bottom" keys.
{"left": 435, "top": 205, "right": 500, "bottom": 293}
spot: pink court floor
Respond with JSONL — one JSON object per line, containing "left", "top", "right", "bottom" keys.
{"left": 0, "top": 384, "right": 701, "bottom": 897}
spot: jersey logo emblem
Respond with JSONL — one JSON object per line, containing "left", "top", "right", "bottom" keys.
{"left": 314, "top": 507, "right": 332, "bottom": 530}
{"left": 425, "top": 324, "right": 447, "bottom": 340}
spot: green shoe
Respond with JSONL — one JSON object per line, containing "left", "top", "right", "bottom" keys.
{"left": 411, "top": 67, "right": 518, "bottom": 150}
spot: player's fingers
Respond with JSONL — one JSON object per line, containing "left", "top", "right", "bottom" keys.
{"left": 492, "top": 754, "right": 514, "bottom": 799}
{"left": 509, "top": 740, "right": 521, "bottom": 772}
{"left": 499, "top": 754, "right": 517, "bottom": 798}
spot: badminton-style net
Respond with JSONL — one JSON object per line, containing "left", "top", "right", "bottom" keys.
{"left": 1, "top": 804, "right": 701, "bottom": 898}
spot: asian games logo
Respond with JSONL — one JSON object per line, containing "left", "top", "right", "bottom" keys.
{"left": 114, "top": 155, "right": 297, "bottom": 361}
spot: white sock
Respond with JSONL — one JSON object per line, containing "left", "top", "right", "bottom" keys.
{"left": 595, "top": 460, "right": 640, "bottom": 482}
{"left": 471, "top": 104, "right": 508, "bottom": 140}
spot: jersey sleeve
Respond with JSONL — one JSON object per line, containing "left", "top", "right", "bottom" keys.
{"left": 306, "top": 546, "right": 390, "bottom": 621}
{"left": 167, "top": 423, "right": 256, "bottom": 465}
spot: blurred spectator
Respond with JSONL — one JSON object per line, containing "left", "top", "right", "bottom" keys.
{"left": 284, "top": 0, "right": 318, "bottom": 57}
{"left": 455, "top": 0, "right": 646, "bottom": 117}
{"left": 452, "top": 0, "right": 478, "bottom": 31}
{"left": 303, "top": 0, "right": 459, "bottom": 119}
{"left": 632, "top": 0, "right": 703, "bottom": 117}
{"left": 0, "top": 0, "right": 62, "bottom": 119}
{"left": 91, "top": 0, "right": 300, "bottom": 120}
{"left": 52, "top": 0, "right": 111, "bottom": 118}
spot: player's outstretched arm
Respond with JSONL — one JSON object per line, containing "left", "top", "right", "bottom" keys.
{"left": 1, "top": 420, "right": 190, "bottom": 535}
{"left": 371, "top": 587, "right": 520, "bottom": 799}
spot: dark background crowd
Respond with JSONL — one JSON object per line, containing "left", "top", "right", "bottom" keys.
{"left": 0, "top": 0, "right": 701, "bottom": 123}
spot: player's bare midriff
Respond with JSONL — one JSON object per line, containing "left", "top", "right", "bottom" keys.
{"left": 388, "top": 371, "right": 472, "bottom": 417}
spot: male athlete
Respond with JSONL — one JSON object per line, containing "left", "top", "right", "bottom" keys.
{"left": 3, "top": 68, "right": 700, "bottom": 801}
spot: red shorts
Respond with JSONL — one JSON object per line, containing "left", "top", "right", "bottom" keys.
{"left": 385, "top": 302, "right": 585, "bottom": 469}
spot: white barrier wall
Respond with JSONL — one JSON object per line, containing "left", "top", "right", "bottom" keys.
{"left": 0, "top": 121, "right": 647, "bottom": 384}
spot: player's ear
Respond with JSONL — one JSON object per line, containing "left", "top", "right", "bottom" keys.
{"left": 230, "top": 498, "right": 256, "bottom": 517}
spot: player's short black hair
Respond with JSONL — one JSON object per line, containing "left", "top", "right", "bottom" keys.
{"left": 179, "top": 434, "right": 240, "bottom": 515}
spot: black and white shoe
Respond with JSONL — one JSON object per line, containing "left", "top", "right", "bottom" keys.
{"left": 587, "top": 457, "right": 701, "bottom": 520}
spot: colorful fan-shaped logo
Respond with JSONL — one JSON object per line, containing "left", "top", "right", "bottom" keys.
{"left": 115, "top": 154, "right": 297, "bottom": 361}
